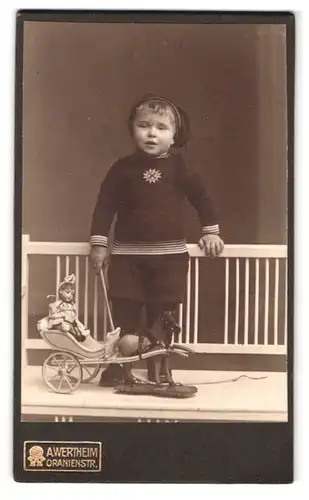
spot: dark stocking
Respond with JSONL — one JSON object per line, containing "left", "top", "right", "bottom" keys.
{"left": 99, "top": 299, "right": 142, "bottom": 385}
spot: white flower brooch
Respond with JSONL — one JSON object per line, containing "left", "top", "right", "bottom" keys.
{"left": 142, "top": 168, "right": 162, "bottom": 184}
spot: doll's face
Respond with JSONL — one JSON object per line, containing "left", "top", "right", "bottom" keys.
{"left": 132, "top": 106, "right": 176, "bottom": 157}
{"left": 59, "top": 286, "right": 75, "bottom": 302}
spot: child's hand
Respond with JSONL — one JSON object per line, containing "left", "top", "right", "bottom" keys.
{"left": 198, "top": 234, "right": 224, "bottom": 258}
{"left": 90, "top": 245, "right": 108, "bottom": 274}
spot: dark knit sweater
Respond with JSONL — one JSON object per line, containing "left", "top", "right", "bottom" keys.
{"left": 90, "top": 151, "right": 219, "bottom": 255}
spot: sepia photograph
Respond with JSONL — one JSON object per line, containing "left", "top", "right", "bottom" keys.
{"left": 19, "top": 14, "right": 290, "bottom": 425}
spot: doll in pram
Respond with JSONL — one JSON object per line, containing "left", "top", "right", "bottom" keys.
{"left": 46, "top": 274, "right": 91, "bottom": 342}
{"left": 37, "top": 272, "right": 197, "bottom": 398}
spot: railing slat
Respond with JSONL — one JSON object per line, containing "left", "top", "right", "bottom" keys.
{"left": 103, "top": 302, "right": 107, "bottom": 339}
{"left": 254, "top": 259, "right": 259, "bottom": 345}
{"left": 178, "top": 303, "right": 183, "bottom": 343}
{"left": 65, "top": 256, "right": 69, "bottom": 276}
{"left": 22, "top": 235, "right": 30, "bottom": 370}
{"left": 224, "top": 258, "right": 229, "bottom": 345}
{"left": 75, "top": 256, "right": 79, "bottom": 318}
{"left": 264, "top": 258, "right": 269, "bottom": 345}
{"left": 84, "top": 257, "right": 89, "bottom": 328}
{"left": 234, "top": 258, "right": 240, "bottom": 345}
{"left": 56, "top": 256, "right": 61, "bottom": 299}
{"left": 185, "top": 258, "right": 191, "bottom": 343}
{"left": 193, "top": 258, "right": 199, "bottom": 344}
{"left": 274, "top": 258, "right": 279, "bottom": 345}
{"left": 93, "top": 275, "right": 98, "bottom": 340}
{"left": 244, "top": 258, "right": 250, "bottom": 345}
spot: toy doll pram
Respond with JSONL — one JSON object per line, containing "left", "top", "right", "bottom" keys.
{"left": 37, "top": 270, "right": 197, "bottom": 397}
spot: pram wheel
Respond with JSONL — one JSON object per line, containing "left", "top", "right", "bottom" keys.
{"left": 42, "top": 352, "right": 82, "bottom": 394}
{"left": 81, "top": 364, "right": 101, "bottom": 383}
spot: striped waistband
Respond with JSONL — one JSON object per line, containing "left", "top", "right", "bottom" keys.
{"left": 111, "top": 240, "right": 188, "bottom": 255}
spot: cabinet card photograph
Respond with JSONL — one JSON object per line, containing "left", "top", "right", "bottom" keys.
{"left": 14, "top": 11, "right": 293, "bottom": 483}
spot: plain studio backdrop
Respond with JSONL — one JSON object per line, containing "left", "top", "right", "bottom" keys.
{"left": 21, "top": 21, "right": 288, "bottom": 363}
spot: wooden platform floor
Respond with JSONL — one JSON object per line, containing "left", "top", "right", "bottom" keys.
{"left": 21, "top": 366, "right": 288, "bottom": 422}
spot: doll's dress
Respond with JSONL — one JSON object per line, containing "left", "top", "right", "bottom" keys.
{"left": 48, "top": 300, "right": 89, "bottom": 341}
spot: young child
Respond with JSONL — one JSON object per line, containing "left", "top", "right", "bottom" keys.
{"left": 90, "top": 94, "right": 224, "bottom": 386}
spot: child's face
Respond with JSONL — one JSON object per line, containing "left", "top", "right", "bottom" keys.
{"left": 60, "top": 287, "right": 74, "bottom": 302}
{"left": 132, "top": 108, "right": 176, "bottom": 157}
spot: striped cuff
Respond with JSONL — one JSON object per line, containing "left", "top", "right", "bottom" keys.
{"left": 201, "top": 224, "right": 220, "bottom": 235}
{"left": 90, "top": 235, "right": 108, "bottom": 247}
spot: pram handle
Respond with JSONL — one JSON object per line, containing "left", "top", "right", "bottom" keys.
{"left": 99, "top": 269, "right": 115, "bottom": 331}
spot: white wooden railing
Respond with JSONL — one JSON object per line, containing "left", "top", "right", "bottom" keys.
{"left": 21, "top": 234, "right": 288, "bottom": 369}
